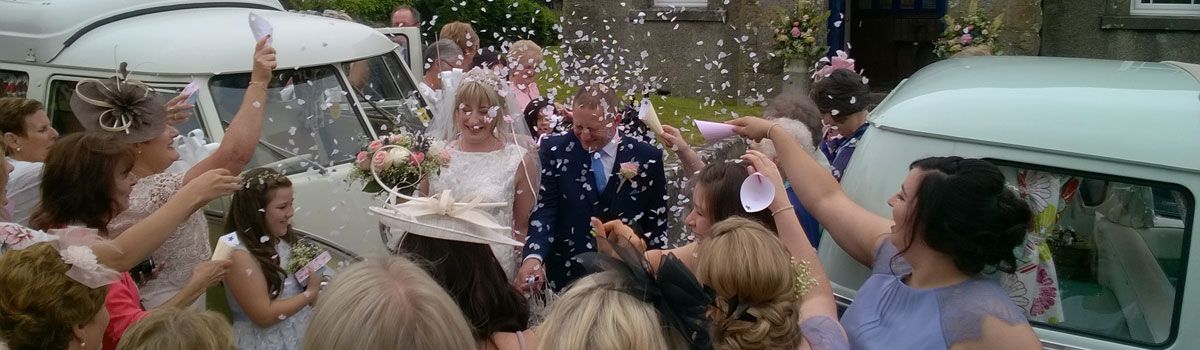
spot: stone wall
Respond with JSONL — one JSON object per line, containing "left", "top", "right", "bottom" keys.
{"left": 1041, "top": 0, "right": 1200, "bottom": 62}
{"left": 946, "top": 0, "right": 1043, "bottom": 56}
{"left": 559, "top": 0, "right": 801, "bottom": 103}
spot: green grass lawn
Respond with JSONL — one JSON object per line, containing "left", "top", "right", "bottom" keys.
{"left": 537, "top": 48, "right": 762, "bottom": 146}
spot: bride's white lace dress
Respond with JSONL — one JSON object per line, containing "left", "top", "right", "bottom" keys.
{"left": 428, "top": 142, "right": 527, "bottom": 279}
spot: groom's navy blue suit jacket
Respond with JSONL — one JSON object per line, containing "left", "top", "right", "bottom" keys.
{"left": 524, "top": 132, "right": 669, "bottom": 290}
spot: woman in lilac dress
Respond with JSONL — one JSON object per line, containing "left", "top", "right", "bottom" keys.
{"left": 731, "top": 116, "right": 1041, "bottom": 350}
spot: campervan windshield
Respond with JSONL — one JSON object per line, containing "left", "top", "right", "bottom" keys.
{"left": 207, "top": 53, "right": 421, "bottom": 175}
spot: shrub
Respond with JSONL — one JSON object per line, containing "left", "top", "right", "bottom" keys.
{"left": 282, "top": 0, "right": 561, "bottom": 48}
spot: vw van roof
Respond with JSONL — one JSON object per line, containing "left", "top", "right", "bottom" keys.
{"left": 871, "top": 56, "right": 1200, "bottom": 174}
{"left": 0, "top": 0, "right": 396, "bottom": 75}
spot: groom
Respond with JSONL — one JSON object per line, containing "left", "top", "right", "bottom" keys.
{"left": 517, "top": 83, "right": 669, "bottom": 292}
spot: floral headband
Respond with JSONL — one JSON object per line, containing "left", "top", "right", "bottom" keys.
{"left": 1, "top": 224, "right": 120, "bottom": 289}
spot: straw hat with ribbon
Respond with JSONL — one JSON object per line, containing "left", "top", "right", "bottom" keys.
{"left": 367, "top": 145, "right": 520, "bottom": 247}
{"left": 70, "top": 62, "right": 167, "bottom": 144}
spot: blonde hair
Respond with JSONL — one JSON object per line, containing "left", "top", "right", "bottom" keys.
{"left": 537, "top": 272, "right": 685, "bottom": 350}
{"left": 0, "top": 243, "right": 107, "bottom": 350}
{"left": 115, "top": 307, "right": 233, "bottom": 350}
{"left": 440, "top": 22, "right": 479, "bottom": 52}
{"left": 697, "top": 218, "right": 802, "bottom": 350}
{"left": 508, "top": 40, "right": 543, "bottom": 66}
{"left": 301, "top": 256, "right": 476, "bottom": 350}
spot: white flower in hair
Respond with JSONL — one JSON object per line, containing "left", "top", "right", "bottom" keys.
{"left": 460, "top": 67, "right": 505, "bottom": 94}
{"left": 60, "top": 245, "right": 101, "bottom": 271}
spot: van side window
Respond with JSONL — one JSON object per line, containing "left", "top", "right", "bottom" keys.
{"left": 994, "top": 163, "right": 1191, "bottom": 346}
{"left": 209, "top": 65, "right": 366, "bottom": 174}
{"left": 342, "top": 53, "right": 425, "bottom": 137}
{"left": 1, "top": 70, "right": 29, "bottom": 98}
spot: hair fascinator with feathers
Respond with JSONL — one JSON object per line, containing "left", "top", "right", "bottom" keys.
{"left": 71, "top": 62, "right": 167, "bottom": 144}
{"left": 578, "top": 237, "right": 714, "bottom": 350}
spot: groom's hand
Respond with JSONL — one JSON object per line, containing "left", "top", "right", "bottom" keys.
{"left": 515, "top": 258, "right": 546, "bottom": 293}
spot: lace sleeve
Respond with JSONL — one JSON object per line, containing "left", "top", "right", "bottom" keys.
{"left": 108, "top": 172, "right": 185, "bottom": 236}
{"left": 871, "top": 238, "right": 912, "bottom": 277}
{"left": 800, "top": 316, "right": 849, "bottom": 350}
{"left": 938, "top": 278, "right": 1030, "bottom": 347}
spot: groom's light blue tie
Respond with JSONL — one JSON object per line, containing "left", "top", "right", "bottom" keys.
{"left": 592, "top": 152, "right": 607, "bottom": 192}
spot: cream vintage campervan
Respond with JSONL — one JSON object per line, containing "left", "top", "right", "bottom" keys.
{"left": 0, "top": 0, "right": 427, "bottom": 257}
{"left": 824, "top": 56, "right": 1200, "bottom": 349}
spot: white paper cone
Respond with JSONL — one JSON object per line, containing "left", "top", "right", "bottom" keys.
{"left": 639, "top": 99, "right": 665, "bottom": 136}
{"left": 211, "top": 239, "right": 235, "bottom": 261}
{"left": 739, "top": 172, "right": 775, "bottom": 212}
{"left": 248, "top": 13, "right": 274, "bottom": 44}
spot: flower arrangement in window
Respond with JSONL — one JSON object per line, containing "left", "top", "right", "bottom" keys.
{"left": 770, "top": 2, "right": 830, "bottom": 69}
{"left": 934, "top": 0, "right": 1005, "bottom": 58}
{"left": 346, "top": 131, "right": 451, "bottom": 194}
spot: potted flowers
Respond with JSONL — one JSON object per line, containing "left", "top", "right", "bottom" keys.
{"left": 934, "top": 0, "right": 1005, "bottom": 58}
{"left": 770, "top": 1, "right": 829, "bottom": 88}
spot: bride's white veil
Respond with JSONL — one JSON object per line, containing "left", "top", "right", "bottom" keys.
{"left": 426, "top": 67, "right": 541, "bottom": 202}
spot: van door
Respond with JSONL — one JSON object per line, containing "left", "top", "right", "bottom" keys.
{"left": 375, "top": 27, "right": 424, "bottom": 83}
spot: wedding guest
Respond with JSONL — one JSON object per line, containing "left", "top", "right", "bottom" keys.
{"left": 507, "top": 40, "right": 543, "bottom": 112}
{"left": 537, "top": 268, "right": 706, "bottom": 349}
{"left": 0, "top": 97, "right": 58, "bottom": 225}
{"left": 517, "top": 83, "right": 670, "bottom": 292}
{"left": 0, "top": 145, "right": 13, "bottom": 222}
{"left": 115, "top": 307, "right": 233, "bottom": 350}
{"left": 222, "top": 168, "right": 324, "bottom": 350}
{"left": 31, "top": 132, "right": 238, "bottom": 350}
{"left": 419, "top": 39, "right": 465, "bottom": 107}
{"left": 523, "top": 97, "right": 563, "bottom": 140}
{"left": 440, "top": 21, "right": 480, "bottom": 65}
{"left": 302, "top": 256, "right": 476, "bottom": 350}
{"left": 66, "top": 38, "right": 275, "bottom": 310}
{"left": 390, "top": 5, "right": 420, "bottom": 27}
{"left": 752, "top": 118, "right": 825, "bottom": 247}
{"left": 0, "top": 243, "right": 110, "bottom": 350}
{"left": 472, "top": 49, "right": 504, "bottom": 72}
{"left": 730, "top": 116, "right": 1040, "bottom": 349}
{"left": 763, "top": 91, "right": 823, "bottom": 149}
{"left": 400, "top": 233, "right": 534, "bottom": 349}
{"left": 698, "top": 217, "right": 847, "bottom": 350}
{"left": 810, "top": 69, "right": 870, "bottom": 181}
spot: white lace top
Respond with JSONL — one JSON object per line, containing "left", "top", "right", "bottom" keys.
{"left": 428, "top": 142, "right": 528, "bottom": 278}
{"left": 108, "top": 172, "right": 210, "bottom": 307}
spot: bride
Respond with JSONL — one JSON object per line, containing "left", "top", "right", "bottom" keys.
{"left": 422, "top": 67, "right": 539, "bottom": 279}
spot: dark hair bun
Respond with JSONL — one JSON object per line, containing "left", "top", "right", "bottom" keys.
{"left": 908, "top": 157, "right": 1032, "bottom": 275}
{"left": 809, "top": 68, "right": 870, "bottom": 120}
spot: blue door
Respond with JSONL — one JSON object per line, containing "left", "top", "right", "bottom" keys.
{"left": 828, "top": 0, "right": 947, "bottom": 89}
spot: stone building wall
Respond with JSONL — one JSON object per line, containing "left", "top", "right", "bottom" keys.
{"left": 559, "top": 0, "right": 802, "bottom": 103}
{"left": 1041, "top": 0, "right": 1200, "bottom": 62}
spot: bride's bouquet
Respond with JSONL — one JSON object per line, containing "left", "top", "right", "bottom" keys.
{"left": 346, "top": 130, "right": 451, "bottom": 194}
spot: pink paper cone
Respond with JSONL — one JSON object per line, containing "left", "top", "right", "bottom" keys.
{"left": 695, "top": 120, "right": 737, "bottom": 143}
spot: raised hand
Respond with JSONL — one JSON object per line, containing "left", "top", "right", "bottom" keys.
{"left": 178, "top": 169, "right": 242, "bottom": 206}
{"left": 726, "top": 116, "right": 778, "bottom": 141}
{"left": 164, "top": 94, "right": 194, "bottom": 126}
{"left": 660, "top": 125, "right": 687, "bottom": 150}
{"left": 251, "top": 36, "right": 277, "bottom": 85}
{"left": 592, "top": 217, "right": 647, "bottom": 255}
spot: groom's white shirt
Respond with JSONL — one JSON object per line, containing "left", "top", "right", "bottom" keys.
{"left": 525, "top": 132, "right": 621, "bottom": 264}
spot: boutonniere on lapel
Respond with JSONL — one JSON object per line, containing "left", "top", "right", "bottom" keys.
{"left": 615, "top": 161, "right": 640, "bottom": 192}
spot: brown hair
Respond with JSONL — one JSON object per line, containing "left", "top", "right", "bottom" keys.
{"left": 695, "top": 163, "right": 777, "bottom": 232}
{"left": 810, "top": 69, "right": 870, "bottom": 123}
{"left": 0, "top": 97, "right": 43, "bottom": 136}
{"left": 440, "top": 22, "right": 479, "bottom": 53}
{"left": 302, "top": 256, "right": 476, "bottom": 350}
{"left": 0, "top": 243, "right": 108, "bottom": 350}
{"left": 571, "top": 83, "right": 621, "bottom": 116}
{"left": 224, "top": 167, "right": 296, "bottom": 299}
{"left": 116, "top": 307, "right": 234, "bottom": 350}
{"left": 30, "top": 132, "right": 135, "bottom": 233}
{"left": 698, "top": 218, "right": 802, "bottom": 350}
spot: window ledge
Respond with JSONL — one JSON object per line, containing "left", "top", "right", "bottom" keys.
{"left": 628, "top": 8, "right": 726, "bottom": 23}
{"left": 1101, "top": 15, "right": 1200, "bottom": 31}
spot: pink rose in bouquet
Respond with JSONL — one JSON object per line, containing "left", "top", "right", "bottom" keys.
{"left": 790, "top": 26, "right": 802, "bottom": 38}
{"left": 960, "top": 33, "right": 974, "bottom": 45}
{"left": 410, "top": 151, "right": 425, "bottom": 166}
{"left": 368, "top": 140, "right": 384, "bottom": 153}
{"left": 355, "top": 151, "right": 370, "bottom": 170}
{"left": 371, "top": 150, "right": 392, "bottom": 169}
